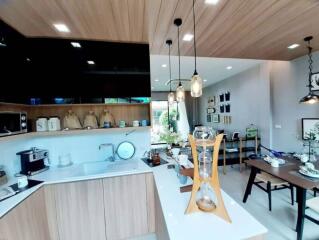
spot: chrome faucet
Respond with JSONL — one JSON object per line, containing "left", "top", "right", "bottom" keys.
{"left": 99, "top": 143, "right": 115, "bottom": 162}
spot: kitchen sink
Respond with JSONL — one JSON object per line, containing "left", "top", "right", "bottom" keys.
{"left": 81, "top": 160, "right": 139, "bottom": 175}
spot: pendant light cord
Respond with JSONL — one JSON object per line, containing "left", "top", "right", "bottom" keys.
{"left": 193, "top": 0, "right": 197, "bottom": 74}
{"left": 307, "top": 39, "right": 313, "bottom": 90}
{"left": 169, "top": 43, "right": 172, "bottom": 92}
{"left": 178, "top": 24, "right": 181, "bottom": 85}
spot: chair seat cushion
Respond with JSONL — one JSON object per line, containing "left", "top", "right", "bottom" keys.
{"left": 306, "top": 196, "right": 319, "bottom": 213}
{"left": 256, "top": 172, "right": 288, "bottom": 186}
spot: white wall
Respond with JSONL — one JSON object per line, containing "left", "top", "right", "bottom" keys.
{"left": 0, "top": 129, "right": 150, "bottom": 180}
{"left": 271, "top": 52, "right": 319, "bottom": 152}
{"left": 199, "top": 51, "right": 319, "bottom": 153}
{"left": 199, "top": 63, "right": 272, "bottom": 147}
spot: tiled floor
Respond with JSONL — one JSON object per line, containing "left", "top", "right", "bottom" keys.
{"left": 219, "top": 165, "right": 319, "bottom": 240}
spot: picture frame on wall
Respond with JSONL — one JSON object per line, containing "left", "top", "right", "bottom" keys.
{"left": 225, "top": 91, "right": 230, "bottom": 101}
{"left": 225, "top": 104, "right": 231, "bottom": 113}
{"left": 212, "top": 114, "right": 220, "bottom": 123}
{"left": 220, "top": 104, "right": 225, "bottom": 113}
{"left": 207, "top": 114, "right": 212, "bottom": 123}
{"left": 311, "top": 72, "right": 319, "bottom": 91}
{"left": 207, "top": 108, "right": 216, "bottom": 114}
{"left": 302, "top": 118, "right": 319, "bottom": 140}
{"left": 208, "top": 96, "right": 216, "bottom": 107}
{"left": 219, "top": 93, "right": 224, "bottom": 102}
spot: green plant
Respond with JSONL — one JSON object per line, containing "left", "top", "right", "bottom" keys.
{"left": 159, "top": 109, "right": 178, "bottom": 132}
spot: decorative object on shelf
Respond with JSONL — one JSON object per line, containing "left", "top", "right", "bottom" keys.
{"left": 225, "top": 104, "right": 231, "bottom": 113}
{"left": 166, "top": 39, "right": 175, "bottom": 106}
{"left": 63, "top": 110, "right": 82, "bottom": 129}
{"left": 141, "top": 119, "right": 149, "bottom": 127}
{"left": 220, "top": 104, "right": 225, "bottom": 113}
{"left": 185, "top": 127, "right": 231, "bottom": 223}
{"left": 208, "top": 96, "right": 216, "bottom": 107}
{"left": 190, "top": 0, "right": 203, "bottom": 98}
{"left": 219, "top": 93, "right": 224, "bottom": 102}
{"left": 83, "top": 111, "right": 98, "bottom": 129}
{"left": 212, "top": 114, "right": 220, "bottom": 123}
{"left": 99, "top": 109, "right": 115, "bottom": 128}
{"left": 246, "top": 124, "right": 258, "bottom": 138}
{"left": 36, "top": 117, "right": 48, "bottom": 132}
{"left": 48, "top": 116, "right": 61, "bottom": 131}
{"left": 207, "top": 108, "right": 215, "bottom": 114}
{"left": 119, "top": 120, "right": 126, "bottom": 128}
{"left": 300, "top": 36, "right": 319, "bottom": 104}
{"left": 225, "top": 91, "right": 230, "bottom": 101}
{"left": 132, "top": 120, "right": 140, "bottom": 127}
{"left": 174, "top": 18, "right": 185, "bottom": 103}
{"left": 302, "top": 118, "right": 319, "bottom": 141}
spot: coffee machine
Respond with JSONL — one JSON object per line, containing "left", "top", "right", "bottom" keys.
{"left": 17, "top": 147, "right": 50, "bottom": 175}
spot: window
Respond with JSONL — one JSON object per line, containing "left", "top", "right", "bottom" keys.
{"left": 151, "top": 100, "right": 189, "bottom": 144}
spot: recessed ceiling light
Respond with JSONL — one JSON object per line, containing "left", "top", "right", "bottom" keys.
{"left": 203, "top": 79, "right": 207, "bottom": 82}
{"left": 26, "top": 58, "right": 31, "bottom": 62}
{"left": 161, "top": 64, "right": 167, "bottom": 68}
{"left": 87, "top": 60, "right": 95, "bottom": 65}
{"left": 53, "top": 23, "right": 70, "bottom": 33}
{"left": 155, "top": 79, "right": 159, "bottom": 82}
{"left": 183, "top": 34, "right": 194, "bottom": 41}
{"left": 205, "top": 0, "right": 219, "bottom": 5}
{"left": 226, "top": 66, "right": 233, "bottom": 70}
{"left": 287, "top": 43, "right": 300, "bottom": 49}
{"left": 71, "top": 42, "right": 81, "bottom": 48}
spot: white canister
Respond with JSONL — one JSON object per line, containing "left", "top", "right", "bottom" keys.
{"left": 36, "top": 117, "right": 48, "bottom": 132}
{"left": 48, "top": 117, "right": 61, "bottom": 131}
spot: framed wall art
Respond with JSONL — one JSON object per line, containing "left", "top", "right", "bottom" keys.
{"left": 208, "top": 96, "right": 216, "bottom": 107}
{"left": 225, "top": 104, "right": 231, "bottom": 113}
{"left": 219, "top": 93, "right": 224, "bottom": 102}
{"left": 220, "top": 104, "right": 225, "bottom": 113}
{"left": 311, "top": 72, "right": 319, "bottom": 91}
{"left": 302, "top": 118, "right": 319, "bottom": 140}
{"left": 225, "top": 91, "right": 230, "bottom": 101}
{"left": 212, "top": 114, "right": 220, "bottom": 123}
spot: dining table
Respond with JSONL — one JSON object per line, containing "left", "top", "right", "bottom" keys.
{"left": 243, "top": 157, "right": 319, "bottom": 240}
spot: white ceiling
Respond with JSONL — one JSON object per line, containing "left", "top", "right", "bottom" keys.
{"left": 150, "top": 55, "right": 265, "bottom": 91}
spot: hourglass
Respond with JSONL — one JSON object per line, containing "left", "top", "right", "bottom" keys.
{"left": 185, "top": 127, "right": 231, "bottom": 223}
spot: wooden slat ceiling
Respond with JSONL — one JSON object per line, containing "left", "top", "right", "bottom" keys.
{"left": 1, "top": 0, "right": 319, "bottom": 60}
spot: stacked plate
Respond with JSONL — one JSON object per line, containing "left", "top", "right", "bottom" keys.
{"left": 299, "top": 165, "right": 319, "bottom": 179}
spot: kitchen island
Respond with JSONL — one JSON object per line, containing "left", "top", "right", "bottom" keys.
{"left": 0, "top": 156, "right": 267, "bottom": 240}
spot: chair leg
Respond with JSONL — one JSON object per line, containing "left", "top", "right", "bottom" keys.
{"left": 290, "top": 184, "right": 294, "bottom": 206}
{"left": 267, "top": 181, "right": 272, "bottom": 211}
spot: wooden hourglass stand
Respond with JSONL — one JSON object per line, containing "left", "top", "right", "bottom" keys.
{"left": 185, "top": 133, "right": 232, "bottom": 223}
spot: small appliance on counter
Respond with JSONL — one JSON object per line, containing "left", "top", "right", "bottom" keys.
{"left": 0, "top": 165, "right": 8, "bottom": 186}
{"left": 48, "top": 116, "right": 61, "bottom": 131}
{"left": 36, "top": 117, "right": 48, "bottom": 132}
{"left": 16, "top": 147, "right": 50, "bottom": 175}
{"left": 0, "top": 111, "right": 27, "bottom": 137}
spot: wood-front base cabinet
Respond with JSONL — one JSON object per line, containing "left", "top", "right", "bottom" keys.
{"left": 0, "top": 173, "right": 155, "bottom": 240}
{"left": 0, "top": 188, "right": 51, "bottom": 240}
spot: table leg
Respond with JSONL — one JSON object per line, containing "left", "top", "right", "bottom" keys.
{"left": 296, "top": 187, "right": 306, "bottom": 240}
{"left": 243, "top": 167, "right": 257, "bottom": 203}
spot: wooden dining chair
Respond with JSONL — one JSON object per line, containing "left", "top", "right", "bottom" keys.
{"left": 305, "top": 196, "right": 319, "bottom": 225}
{"left": 254, "top": 172, "right": 294, "bottom": 211}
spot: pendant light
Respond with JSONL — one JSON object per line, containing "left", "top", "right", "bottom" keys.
{"left": 190, "top": 0, "right": 203, "bottom": 97}
{"left": 166, "top": 39, "right": 175, "bottom": 106}
{"left": 174, "top": 18, "right": 185, "bottom": 103}
{"left": 300, "top": 36, "right": 319, "bottom": 104}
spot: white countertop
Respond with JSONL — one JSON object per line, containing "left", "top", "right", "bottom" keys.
{"left": 0, "top": 156, "right": 267, "bottom": 240}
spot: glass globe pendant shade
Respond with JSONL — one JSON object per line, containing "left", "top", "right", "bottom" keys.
{"left": 191, "top": 73, "right": 203, "bottom": 97}
{"left": 299, "top": 92, "right": 319, "bottom": 104}
{"left": 168, "top": 92, "right": 175, "bottom": 105}
{"left": 176, "top": 83, "right": 185, "bottom": 102}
